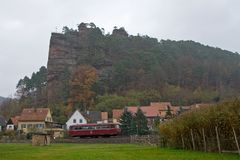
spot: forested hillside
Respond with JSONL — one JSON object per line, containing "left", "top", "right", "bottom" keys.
{"left": 1, "top": 22, "right": 240, "bottom": 121}
{"left": 47, "top": 23, "right": 240, "bottom": 106}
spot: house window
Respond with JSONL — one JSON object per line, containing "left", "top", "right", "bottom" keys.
{"left": 27, "top": 124, "right": 33, "bottom": 128}
{"left": 79, "top": 119, "right": 83, "bottom": 123}
{"left": 73, "top": 119, "right": 76, "bottom": 123}
{"left": 21, "top": 124, "right": 26, "bottom": 129}
{"left": 36, "top": 124, "right": 44, "bottom": 129}
{"left": 46, "top": 117, "right": 52, "bottom": 122}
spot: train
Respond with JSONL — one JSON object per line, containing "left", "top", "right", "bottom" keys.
{"left": 68, "top": 123, "right": 121, "bottom": 137}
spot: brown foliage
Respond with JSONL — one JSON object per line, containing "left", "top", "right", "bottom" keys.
{"left": 68, "top": 65, "right": 98, "bottom": 112}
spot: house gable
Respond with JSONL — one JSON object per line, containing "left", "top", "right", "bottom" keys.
{"left": 45, "top": 109, "right": 53, "bottom": 122}
{"left": 66, "top": 110, "right": 87, "bottom": 130}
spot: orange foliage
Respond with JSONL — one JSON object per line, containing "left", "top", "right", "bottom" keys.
{"left": 69, "top": 65, "right": 98, "bottom": 111}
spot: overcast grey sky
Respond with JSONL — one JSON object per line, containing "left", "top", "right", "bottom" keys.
{"left": 0, "top": 0, "right": 239, "bottom": 97}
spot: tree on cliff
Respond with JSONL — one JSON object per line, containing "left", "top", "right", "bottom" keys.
{"left": 67, "top": 65, "right": 98, "bottom": 113}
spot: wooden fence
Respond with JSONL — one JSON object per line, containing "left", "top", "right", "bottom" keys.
{"left": 160, "top": 126, "right": 240, "bottom": 155}
{"left": 130, "top": 126, "right": 240, "bottom": 155}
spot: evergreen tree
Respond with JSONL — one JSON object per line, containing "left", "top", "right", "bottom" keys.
{"left": 119, "top": 109, "right": 134, "bottom": 135}
{"left": 165, "top": 105, "right": 172, "bottom": 119}
{"left": 130, "top": 116, "right": 137, "bottom": 135}
{"left": 135, "top": 108, "right": 149, "bottom": 135}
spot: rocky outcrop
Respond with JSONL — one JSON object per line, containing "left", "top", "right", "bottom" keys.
{"left": 47, "top": 32, "right": 75, "bottom": 103}
{"left": 47, "top": 23, "right": 112, "bottom": 104}
{"left": 112, "top": 27, "right": 128, "bottom": 37}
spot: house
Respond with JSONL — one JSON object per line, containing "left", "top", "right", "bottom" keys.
{"left": 66, "top": 110, "right": 109, "bottom": 130}
{"left": 172, "top": 106, "right": 191, "bottom": 114}
{"left": 82, "top": 111, "right": 101, "bottom": 123}
{"left": 112, "top": 102, "right": 176, "bottom": 128}
{"left": 82, "top": 111, "right": 108, "bottom": 124}
{"left": 0, "top": 115, "right": 7, "bottom": 132}
{"left": 148, "top": 102, "right": 174, "bottom": 118}
{"left": 66, "top": 110, "right": 87, "bottom": 130}
{"left": 18, "top": 108, "right": 53, "bottom": 133}
{"left": 6, "top": 116, "right": 20, "bottom": 130}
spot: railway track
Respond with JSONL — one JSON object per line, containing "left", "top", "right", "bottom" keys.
{"left": 53, "top": 136, "right": 131, "bottom": 144}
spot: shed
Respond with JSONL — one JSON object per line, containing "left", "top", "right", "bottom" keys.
{"left": 32, "top": 133, "right": 51, "bottom": 146}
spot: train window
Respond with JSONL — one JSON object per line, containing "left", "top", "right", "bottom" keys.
{"left": 101, "top": 125, "right": 109, "bottom": 129}
{"left": 96, "top": 126, "right": 101, "bottom": 129}
{"left": 81, "top": 126, "right": 89, "bottom": 129}
{"left": 88, "top": 126, "right": 95, "bottom": 129}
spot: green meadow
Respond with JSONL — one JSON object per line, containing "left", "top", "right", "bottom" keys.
{"left": 0, "top": 143, "right": 239, "bottom": 160}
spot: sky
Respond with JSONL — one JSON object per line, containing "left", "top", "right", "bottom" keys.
{"left": 0, "top": 0, "right": 240, "bottom": 97}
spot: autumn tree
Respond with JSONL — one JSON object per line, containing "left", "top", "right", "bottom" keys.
{"left": 68, "top": 65, "right": 98, "bottom": 113}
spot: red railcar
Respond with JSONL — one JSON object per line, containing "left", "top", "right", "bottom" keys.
{"left": 68, "top": 123, "right": 121, "bottom": 137}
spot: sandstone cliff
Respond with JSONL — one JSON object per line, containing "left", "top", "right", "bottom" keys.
{"left": 47, "top": 23, "right": 113, "bottom": 103}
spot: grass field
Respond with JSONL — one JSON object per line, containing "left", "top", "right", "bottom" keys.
{"left": 0, "top": 143, "right": 239, "bottom": 160}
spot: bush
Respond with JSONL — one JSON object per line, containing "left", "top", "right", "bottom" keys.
{"left": 159, "top": 99, "right": 240, "bottom": 151}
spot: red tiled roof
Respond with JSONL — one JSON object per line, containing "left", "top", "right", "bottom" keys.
{"left": 127, "top": 106, "right": 161, "bottom": 117}
{"left": 19, "top": 108, "right": 50, "bottom": 122}
{"left": 112, "top": 102, "right": 173, "bottom": 119}
{"left": 150, "top": 102, "right": 172, "bottom": 110}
